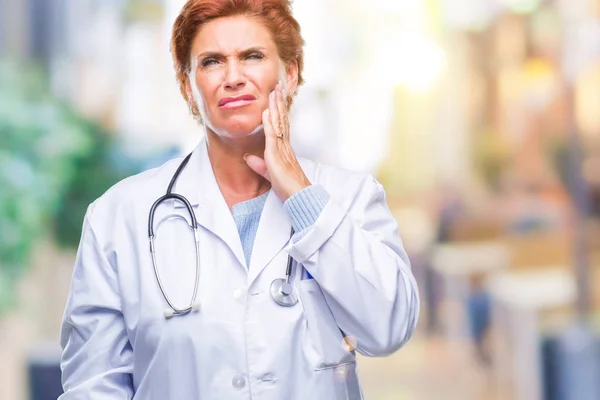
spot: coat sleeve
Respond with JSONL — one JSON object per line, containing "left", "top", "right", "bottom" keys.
{"left": 285, "top": 174, "right": 420, "bottom": 357}
{"left": 59, "top": 206, "right": 134, "bottom": 398}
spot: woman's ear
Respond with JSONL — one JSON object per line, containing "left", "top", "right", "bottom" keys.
{"left": 184, "top": 78, "right": 193, "bottom": 103}
{"left": 184, "top": 78, "right": 198, "bottom": 113}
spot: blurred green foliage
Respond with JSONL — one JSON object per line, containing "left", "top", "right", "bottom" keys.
{"left": 0, "top": 61, "right": 137, "bottom": 315}
{"left": 51, "top": 125, "right": 138, "bottom": 248}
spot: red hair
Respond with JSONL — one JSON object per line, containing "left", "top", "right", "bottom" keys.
{"left": 171, "top": 0, "right": 305, "bottom": 119}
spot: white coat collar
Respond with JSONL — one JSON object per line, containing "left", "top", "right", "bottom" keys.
{"left": 171, "top": 137, "right": 314, "bottom": 286}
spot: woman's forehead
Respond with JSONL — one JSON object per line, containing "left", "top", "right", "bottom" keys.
{"left": 191, "top": 15, "right": 275, "bottom": 55}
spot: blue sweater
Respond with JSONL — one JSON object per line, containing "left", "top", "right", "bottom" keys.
{"left": 231, "top": 185, "right": 330, "bottom": 268}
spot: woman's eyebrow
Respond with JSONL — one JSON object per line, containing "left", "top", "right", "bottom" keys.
{"left": 239, "top": 46, "right": 267, "bottom": 55}
{"left": 196, "top": 51, "right": 222, "bottom": 60}
{"left": 196, "top": 46, "right": 267, "bottom": 60}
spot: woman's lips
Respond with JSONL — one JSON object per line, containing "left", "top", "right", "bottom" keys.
{"left": 218, "top": 95, "right": 256, "bottom": 109}
{"left": 219, "top": 99, "right": 256, "bottom": 109}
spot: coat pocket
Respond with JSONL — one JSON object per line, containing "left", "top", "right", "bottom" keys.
{"left": 297, "top": 279, "right": 356, "bottom": 371}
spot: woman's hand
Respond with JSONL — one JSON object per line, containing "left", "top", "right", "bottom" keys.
{"left": 244, "top": 81, "right": 311, "bottom": 201}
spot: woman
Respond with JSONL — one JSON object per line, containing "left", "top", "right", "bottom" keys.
{"left": 59, "top": 0, "right": 419, "bottom": 399}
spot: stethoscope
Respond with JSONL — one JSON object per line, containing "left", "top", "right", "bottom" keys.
{"left": 148, "top": 153, "right": 299, "bottom": 319}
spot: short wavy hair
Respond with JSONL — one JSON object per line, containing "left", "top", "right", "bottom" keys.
{"left": 171, "top": 0, "right": 305, "bottom": 120}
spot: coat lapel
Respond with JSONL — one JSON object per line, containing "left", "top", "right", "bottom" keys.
{"left": 247, "top": 189, "right": 292, "bottom": 286}
{"left": 172, "top": 138, "right": 247, "bottom": 270}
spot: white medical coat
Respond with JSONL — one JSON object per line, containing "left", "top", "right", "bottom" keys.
{"left": 59, "top": 138, "right": 420, "bottom": 399}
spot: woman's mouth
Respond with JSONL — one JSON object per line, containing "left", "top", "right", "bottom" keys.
{"left": 218, "top": 94, "right": 256, "bottom": 109}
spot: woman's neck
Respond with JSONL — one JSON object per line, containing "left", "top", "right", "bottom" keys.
{"left": 206, "top": 131, "right": 271, "bottom": 202}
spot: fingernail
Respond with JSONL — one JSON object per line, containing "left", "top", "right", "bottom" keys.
{"left": 243, "top": 153, "right": 249, "bottom": 161}
{"left": 277, "top": 81, "right": 281, "bottom": 92}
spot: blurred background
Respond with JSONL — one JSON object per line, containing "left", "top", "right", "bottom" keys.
{"left": 1, "top": 0, "right": 600, "bottom": 399}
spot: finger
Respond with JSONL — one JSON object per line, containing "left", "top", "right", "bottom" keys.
{"left": 244, "top": 154, "right": 271, "bottom": 181}
{"left": 269, "top": 89, "right": 281, "bottom": 138}
{"left": 275, "top": 82, "right": 289, "bottom": 140}
{"left": 262, "top": 109, "right": 277, "bottom": 149}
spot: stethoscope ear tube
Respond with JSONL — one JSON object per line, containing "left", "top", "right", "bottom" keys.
{"left": 149, "top": 193, "right": 198, "bottom": 238}
{"left": 270, "top": 227, "right": 299, "bottom": 307}
{"left": 147, "top": 152, "right": 193, "bottom": 238}
{"left": 149, "top": 229, "right": 200, "bottom": 317}
{"left": 284, "top": 227, "right": 295, "bottom": 278}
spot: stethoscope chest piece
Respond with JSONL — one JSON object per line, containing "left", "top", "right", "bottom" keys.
{"left": 270, "top": 278, "right": 299, "bottom": 307}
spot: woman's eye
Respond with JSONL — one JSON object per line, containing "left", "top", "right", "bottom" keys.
{"left": 201, "top": 58, "right": 219, "bottom": 67}
{"left": 247, "top": 52, "right": 264, "bottom": 60}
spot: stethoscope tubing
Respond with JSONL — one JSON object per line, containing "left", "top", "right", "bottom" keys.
{"left": 148, "top": 152, "right": 298, "bottom": 317}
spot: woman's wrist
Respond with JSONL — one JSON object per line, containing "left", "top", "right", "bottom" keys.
{"left": 283, "top": 184, "right": 330, "bottom": 233}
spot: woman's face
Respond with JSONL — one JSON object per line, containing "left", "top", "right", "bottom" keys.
{"left": 187, "top": 15, "right": 296, "bottom": 138}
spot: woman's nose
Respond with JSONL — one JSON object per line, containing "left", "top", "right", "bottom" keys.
{"left": 224, "top": 62, "right": 246, "bottom": 90}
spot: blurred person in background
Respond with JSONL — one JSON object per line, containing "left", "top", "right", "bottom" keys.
{"left": 58, "top": 0, "right": 420, "bottom": 399}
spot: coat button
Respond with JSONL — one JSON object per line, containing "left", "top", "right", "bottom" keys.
{"left": 232, "top": 374, "right": 246, "bottom": 389}
{"left": 233, "top": 289, "right": 244, "bottom": 302}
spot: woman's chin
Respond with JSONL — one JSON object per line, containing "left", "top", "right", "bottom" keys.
{"left": 211, "top": 121, "right": 263, "bottom": 138}
{"left": 225, "top": 129, "right": 261, "bottom": 139}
